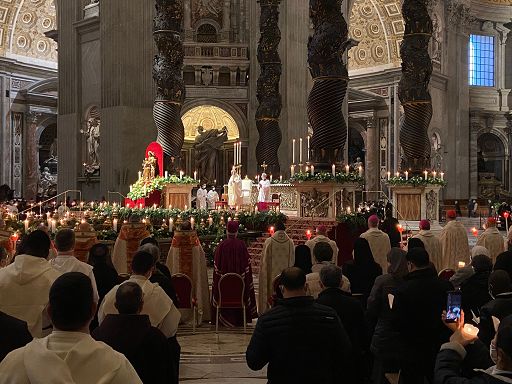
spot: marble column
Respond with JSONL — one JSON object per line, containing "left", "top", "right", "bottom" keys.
{"left": 365, "top": 117, "right": 379, "bottom": 199}
{"left": 221, "top": 0, "right": 231, "bottom": 42}
{"left": 184, "top": 0, "right": 193, "bottom": 40}
{"left": 506, "top": 112, "right": 512, "bottom": 192}
{"left": 24, "top": 112, "right": 41, "bottom": 200}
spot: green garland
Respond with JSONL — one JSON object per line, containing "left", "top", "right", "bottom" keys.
{"left": 127, "top": 176, "right": 197, "bottom": 200}
{"left": 386, "top": 175, "right": 447, "bottom": 187}
{"left": 289, "top": 171, "right": 364, "bottom": 184}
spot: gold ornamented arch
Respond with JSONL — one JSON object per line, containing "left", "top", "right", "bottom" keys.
{"left": 181, "top": 105, "right": 240, "bottom": 141}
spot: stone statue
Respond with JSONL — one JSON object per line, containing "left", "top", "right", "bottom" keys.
{"left": 193, "top": 126, "right": 228, "bottom": 185}
{"left": 49, "top": 138, "right": 58, "bottom": 159}
{"left": 142, "top": 151, "right": 158, "bottom": 182}
{"left": 81, "top": 116, "right": 100, "bottom": 167}
{"left": 431, "top": 13, "right": 442, "bottom": 63}
{"left": 201, "top": 67, "right": 213, "bottom": 86}
{"left": 352, "top": 157, "right": 364, "bottom": 171}
{"left": 39, "top": 167, "right": 57, "bottom": 197}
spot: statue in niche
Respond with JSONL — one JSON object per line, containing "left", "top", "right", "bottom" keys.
{"left": 201, "top": 67, "right": 213, "bottom": 86}
{"left": 38, "top": 167, "right": 57, "bottom": 198}
{"left": 431, "top": 13, "right": 442, "bottom": 63}
{"left": 81, "top": 114, "right": 100, "bottom": 169}
{"left": 49, "top": 138, "right": 58, "bottom": 160}
{"left": 431, "top": 133, "right": 443, "bottom": 171}
{"left": 197, "top": 0, "right": 222, "bottom": 17}
{"left": 351, "top": 157, "right": 364, "bottom": 171}
{"left": 193, "top": 126, "right": 228, "bottom": 185}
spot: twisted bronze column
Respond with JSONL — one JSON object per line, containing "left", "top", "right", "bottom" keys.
{"left": 153, "top": 0, "right": 186, "bottom": 170}
{"left": 398, "top": 0, "right": 433, "bottom": 172}
{"left": 307, "top": 0, "right": 348, "bottom": 170}
{"left": 256, "top": 0, "right": 282, "bottom": 175}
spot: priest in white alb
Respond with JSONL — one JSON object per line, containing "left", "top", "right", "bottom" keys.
{"left": 166, "top": 220, "right": 211, "bottom": 325}
{"left": 0, "top": 273, "right": 142, "bottom": 384}
{"left": 207, "top": 187, "right": 219, "bottom": 210}
{"left": 196, "top": 184, "right": 208, "bottom": 210}
{"left": 258, "top": 222, "right": 295, "bottom": 314}
{"left": 439, "top": 210, "right": 470, "bottom": 270}
{"left": 305, "top": 225, "right": 339, "bottom": 265}
{"left": 112, "top": 214, "right": 150, "bottom": 274}
{"left": 477, "top": 217, "right": 505, "bottom": 262}
{"left": 412, "top": 219, "right": 443, "bottom": 271}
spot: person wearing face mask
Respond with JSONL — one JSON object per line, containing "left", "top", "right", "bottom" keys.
{"left": 479, "top": 271, "right": 512, "bottom": 347}
{"left": 435, "top": 313, "right": 512, "bottom": 383}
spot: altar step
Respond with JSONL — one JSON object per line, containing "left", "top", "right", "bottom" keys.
{"left": 248, "top": 218, "right": 338, "bottom": 274}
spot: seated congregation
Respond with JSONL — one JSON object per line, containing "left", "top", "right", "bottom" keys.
{"left": 0, "top": 210, "right": 512, "bottom": 383}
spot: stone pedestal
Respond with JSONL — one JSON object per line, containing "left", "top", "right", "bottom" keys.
{"left": 389, "top": 184, "right": 443, "bottom": 232}
{"left": 84, "top": 2, "right": 99, "bottom": 18}
{"left": 292, "top": 182, "right": 360, "bottom": 219}
{"left": 162, "top": 184, "right": 196, "bottom": 210}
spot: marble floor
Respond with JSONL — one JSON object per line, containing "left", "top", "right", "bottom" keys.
{"left": 178, "top": 324, "right": 266, "bottom": 383}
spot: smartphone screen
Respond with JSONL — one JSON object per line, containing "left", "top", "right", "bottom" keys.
{"left": 446, "top": 291, "right": 462, "bottom": 323}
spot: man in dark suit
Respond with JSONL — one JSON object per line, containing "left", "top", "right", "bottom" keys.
{"left": 0, "top": 311, "right": 32, "bottom": 361}
{"left": 316, "top": 264, "right": 369, "bottom": 383}
{"left": 93, "top": 282, "right": 177, "bottom": 384}
{"left": 393, "top": 247, "right": 453, "bottom": 384}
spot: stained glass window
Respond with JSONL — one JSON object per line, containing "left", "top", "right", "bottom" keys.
{"left": 469, "top": 34, "right": 495, "bottom": 87}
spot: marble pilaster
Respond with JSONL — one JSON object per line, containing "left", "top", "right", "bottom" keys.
{"left": 24, "top": 112, "right": 41, "bottom": 200}
{"left": 365, "top": 117, "right": 380, "bottom": 199}
{"left": 222, "top": 0, "right": 231, "bottom": 42}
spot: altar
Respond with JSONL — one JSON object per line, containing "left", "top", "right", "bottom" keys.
{"left": 163, "top": 184, "right": 196, "bottom": 210}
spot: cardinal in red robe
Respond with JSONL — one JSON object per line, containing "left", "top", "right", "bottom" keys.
{"left": 211, "top": 221, "right": 257, "bottom": 327}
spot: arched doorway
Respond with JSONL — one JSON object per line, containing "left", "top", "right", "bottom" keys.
{"left": 181, "top": 105, "right": 241, "bottom": 185}
{"left": 478, "top": 132, "right": 508, "bottom": 199}
{"left": 348, "top": 125, "right": 366, "bottom": 166}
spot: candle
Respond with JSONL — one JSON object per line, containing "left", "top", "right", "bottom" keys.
{"left": 396, "top": 172, "right": 400, "bottom": 177}
{"left": 387, "top": 171, "right": 391, "bottom": 180}
{"left": 180, "top": 170, "right": 184, "bottom": 179}
{"left": 307, "top": 135, "right": 310, "bottom": 161}
{"left": 190, "top": 217, "right": 195, "bottom": 229}
{"left": 255, "top": 205, "right": 259, "bottom": 213}
{"left": 169, "top": 218, "right": 174, "bottom": 231}
{"left": 138, "top": 171, "right": 142, "bottom": 180}
{"left": 291, "top": 165, "right": 295, "bottom": 176}
{"left": 424, "top": 170, "right": 428, "bottom": 180}
{"left": 458, "top": 261, "right": 466, "bottom": 268}
{"left": 280, "top": 175, "right": 283, "bottom": 183}
{"left": 332, "top": 164, "right": 336, "bottom": 177}
{"left": 185, "top": 204, "right": 188, "bottom": 210}
{"left": 143, "top": 185, "right": 147, "bottom": 195}
{"left": 345, "top": 165, "right": 349, "bottom": 174}
{"left": 51, "top": 219, "right": 56, "bottom": 233}
{"left": 311, "top": 165, "right": 315, "bottom": 176}
{"left": 239, "top": 142, "right": 242, "bottom": 165}
{"left": 433, "top": 171, "right": 437, "bottom": 179}
{"left": 270, "top": 174, "right": 273, "bottom": 182}
{"left": 130, "top": 185, "right": 133, "bottom": 193}
{"left": 139, "top": 203, "right": 143, "bottom": 209}
{"left": 193, "top": 171, "right": 197, "bottom": 180}
{"left": 405, "top": 171, "right": 408, "bottom": 180}
{"left": 306, "top": 229, "right": 312, "bottom": 240}
{"left": 24, "top": 219, "right": 29, "bottom": 232}
{"left": 269, "top": 226, "right": 275, "bottom": 235}
{"left": 358, "top": 166, "right": 363, "bottom": 177}
{"left": 234, "top": 142, "right": 237, "bottom": 165}
{"left": 292, "top": 139, "right": 296, "bottom": 164}
{"left": 91, "top": 202, "right": 94, "bottom": 209}
{"left": 441, "top": 172, "right": 444, "bottom": 181}
{"left": 299, "top": 138, "right": 303, "bottom": 163}
{"left": 462, "top": 324, "right": 479, "bottom": 339}
{"left": 165, "top": 171, "right": 169, "bottom": 179}
{"left": 113, "top": 218, "right": 118, "bottom": 232}
{"left": 346, "top": 207, "right": 351, "bottom": 214}
{"left": 471, "top": 227, "right": 478, "bottom": 237}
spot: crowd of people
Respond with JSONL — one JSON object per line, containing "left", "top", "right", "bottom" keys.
{"left": 1, "top": 208, "right": 512, "bottom": 383}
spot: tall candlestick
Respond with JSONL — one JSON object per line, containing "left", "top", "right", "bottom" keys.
{"left": 239, "top": 142, "right": 242, "bottom": 165}
{"left": 307, "top": 135, "right": 310, "bottom": 162}
{"left": 299, "top": 138, "right": 303, "bottom": 163}
{"left": 234, "top": 142, "right": 237, "bottom": 166}
{"left": 332, "top": 164, "right": 336, "bottom": 177}
{"left": 292, "top": 139, "right": 296, "bottom": 164}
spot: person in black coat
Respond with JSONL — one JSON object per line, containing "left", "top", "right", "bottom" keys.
{"left": 316, "top": 264, "right": 368, "bottom": 384}
{"left": 246, "top": 267, "right": 351, "bottom": 384}
{"left": 0, "top": 311, "right": 32, "bottom": 362}
{"left": 88, "top": 243, "right": 120, "bottom": 330}
{"left": 92, "top": 282, "right": 176, "bottom": 384}
{"left": 479, "top": 270, "right": 512, "bottom": 347}
{"left": 460, "top": 254, "right": 493, "bottom": 318}
{"left": 343, "top": 237, "right": 382, "bottom": 307}
{"left": 380, "top": 211, "right": 401, "bottom": 248}
{"left": 392, "top": 247, "right": 453, "bottom": 384}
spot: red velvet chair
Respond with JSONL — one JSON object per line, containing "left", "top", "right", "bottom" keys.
{"left": 438, "top": 268, "right": 456, "bottom": 281}
{"left": 171, "top": 273, "right": 197, "bottom": 333}
{"left": 216, "top": 273, "right": 246, "bottom": 335}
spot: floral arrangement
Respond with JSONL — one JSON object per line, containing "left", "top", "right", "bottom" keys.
{"left": 127, "top": 176, "right": 197, "bottom": 200}
{"left": 289, "top": 171, "right": 364, "bottom": 184}
{"left": 386, "top": 175, "right": 447, "bottom": 187}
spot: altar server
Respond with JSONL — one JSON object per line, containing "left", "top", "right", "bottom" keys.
{"left": 112, "top": 214, "right": 150, "bottom": 274}
{"left": 439, "top": 210, "right": 470, "bottom": 269}
{"left": 412, "top": 219, "right": 442, "bottom": 271}
{"left": 0, "top": 230, "right": 61, "bottom": 337}
{"left": 0, "top": 272, "right": 142, "bottom": 383}
{"left": 166, "top": 220, "right": 211, "bottom": 324}
{"left": 477, "top": 217, "right": 505, "bottom": 262}
{"left": 360, "top": 215, "right": 391, "bottom": 271}
{"left": 258, "top": 221, "right": 295, "bottom": 314}
{"left": 207, "top": 187, "right": 219, "bottom": 210}
{"left": 196, "top": 184, "right": 208, "bottom": 210}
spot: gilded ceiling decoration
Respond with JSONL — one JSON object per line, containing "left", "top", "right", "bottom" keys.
{"left": 0, "top": 0, "right": 57, "bottom": 65}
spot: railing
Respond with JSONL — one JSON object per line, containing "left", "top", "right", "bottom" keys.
{"left": 16, "top": 190, "right": 82, "bottom": 219}
{"left": 107, "top": 191, "right": 126, "bottom": 205}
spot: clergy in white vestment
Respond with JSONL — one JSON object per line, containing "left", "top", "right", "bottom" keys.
{"left": 228, "top": 167, "right": 243, "bottom": 207}
{"left": 477, "top": 217, "right": 505, "bottom": 262}
{"left": 99, "top": 250, "right": 181, "bottom": 338}
{"left": 49, "top": 229, "right": 99, "bottom": 303}
{"left": 0, "top": 273, "right": 142, "bottom": 384}
{"left": 207, "top": 187, "right": 220, "bottom": 210}
{"left": 439, "top": 210, "right": 470, "bottom": 270}
{"left": 305, "top": 225, "right": 339, "bottom": 265}
{"left": 360, "top": 215, "right": 391, "bottom": 272}
{"left": 73, "top": 222, "right": 98, "bottom": 263}
{"left": 258, "top": 222, "right": 295, "bottom": 314}
{"left": 412, "top": 219, "right": 443, "bottom": 271}
{"left": 112, "top": 215, "right": 150, "bottom": 274}
{"left": 0, "top": 219, "right": 14, "bottom": 260}
{"left": 196, "top": 184, "right": 208, "bottom": 210}
{"left": 0, "top": 230, "right": 61, "bottom": 338}
{"left": 258, "top": 173, "right": 271, "bottom": 203}
{"left": 166, "top": 221, "right": 211, "bottom": 324}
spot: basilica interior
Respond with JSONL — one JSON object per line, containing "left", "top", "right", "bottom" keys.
{"left": 0, "top": 0, "right": 512, "bottom": 382}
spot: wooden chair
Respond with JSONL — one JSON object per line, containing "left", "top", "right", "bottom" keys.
{"left": 216, "top": 273, "right": 246, "bottom": 336}
{"left": 171, "top": 273, "right": 197, "bottom": 333}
